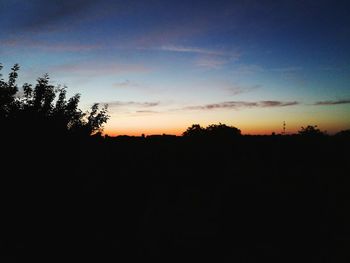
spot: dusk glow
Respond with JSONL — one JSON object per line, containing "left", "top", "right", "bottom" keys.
{"left": 1, "top": 0, "right": 349, "bottom": 135}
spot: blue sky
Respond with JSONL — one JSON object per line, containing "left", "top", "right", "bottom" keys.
{"left": 1, "top": 0, "right": 349, "bottom": 135}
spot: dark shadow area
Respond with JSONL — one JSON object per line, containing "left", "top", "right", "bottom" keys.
{"left": 1, "top": 65, "right": 350, "bottom": 262}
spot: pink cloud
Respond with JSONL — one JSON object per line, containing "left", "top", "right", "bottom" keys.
{"left": 182, "top": 100, "right": 299, "bottom": 110}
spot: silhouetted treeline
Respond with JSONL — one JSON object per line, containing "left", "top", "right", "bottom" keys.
{"left": 1, "top": 65, "right": 350, "bottom": 262}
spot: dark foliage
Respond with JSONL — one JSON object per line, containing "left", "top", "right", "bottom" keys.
{"left": 0, "top": 64, "right": 109, "bottom": 137}
{"left": 335, "top": 129, "right": 350, "bottom": 137}
{"left": 182, "top": 124, "right": 206, "bottom": 137}
{"left": 183, "top": 123, "right": 241, "bottom": 138}
{"left": 298, "top": 125, "right": 325, "bottom": 136}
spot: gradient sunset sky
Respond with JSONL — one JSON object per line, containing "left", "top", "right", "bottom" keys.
{"left": 1, "top": 0, "right": 349, "bottom": 135}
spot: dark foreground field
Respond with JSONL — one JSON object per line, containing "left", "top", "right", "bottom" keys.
{"left": 1, "top": 134, "right": 349, "bottom": 262}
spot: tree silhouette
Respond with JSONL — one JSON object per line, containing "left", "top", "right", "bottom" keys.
{"left": 335, "top": 129, "right": 350, "bottom": 137}
{"left": 0, "top": 64, "right": 20, "bottom": 119}
{"left": 183, "top": 123, "right": 241, "bottom": 138}
{"left": 298, "top": 125, "right": 325, "bottom": 136}
{"left": 182, "top": 124, "right": 206, "bottom": 137}
{"left": 205, "top": 123, "right": 241, "bottom": 137}
{"left": 0, "top": 64, "right": 109, "bottom": 136}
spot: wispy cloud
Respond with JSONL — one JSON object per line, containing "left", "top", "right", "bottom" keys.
{"left": 260, "top": 101, "right": 299, "bottom": 107}
{"left": 314, "top": 99, "right": 350, "bottom": 105}
{"left": 112, "top": 80, "right": 140, "bottom": 88}
{"left": 106, "top": 101, "right": 160, "bottom": 108}
{"left": 270, "top": 66, "right": 303, "bottom": 72}
{"left": 141, "top": 45, "right": 240, "bottom": 69}
{"left": 51, "top": 62, "right": 151, "bottom": 76}
{"left": 195, "top": 57, "right": 231, "bottom": 69}
{"left": 135, "top": 110, "right": 159, "bottom": 114}
{"left": 159, "top": 45, "right": 239, "bottom": 57}
{"left": 225, "top": 84, "right": 261, "bottom": 95}
{"left": 182, "top": 100, "right": 299, "bottom": 110}
{"left": 1, "top": 39, "right": 100, "bottom": 52}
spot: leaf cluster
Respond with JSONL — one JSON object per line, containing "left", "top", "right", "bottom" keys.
{"left": 0, "top": 64, "right": 109, "bottom": 136}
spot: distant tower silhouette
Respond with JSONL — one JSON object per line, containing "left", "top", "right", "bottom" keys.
{"left": 282, "top": 121, "right": 286, "bottom": 135}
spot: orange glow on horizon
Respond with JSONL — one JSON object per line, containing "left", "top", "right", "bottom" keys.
{"left": 101, "top": 102, "right": 350, "bottom": 137}
{"left": 104, "top": 126, "right": 296, "bottom": 136}
{"left": 103, "top": 122, "right": 349, "bottom": 137}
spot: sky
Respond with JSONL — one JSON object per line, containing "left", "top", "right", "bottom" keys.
{"left": 1, "top": 0, "right": 349, "bottom": 135}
